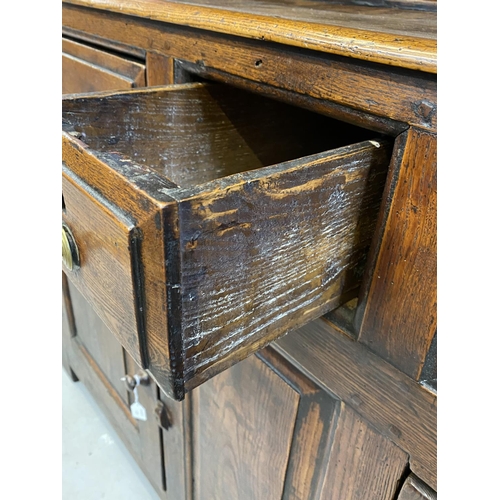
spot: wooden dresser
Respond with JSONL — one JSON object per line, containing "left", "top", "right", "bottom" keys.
{"left": 62, "top": 1, "right": 437, "bottom": 498}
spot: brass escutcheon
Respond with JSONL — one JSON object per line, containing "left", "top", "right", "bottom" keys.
{"left": 62, "top": 224, "right": 79, "bottom": 270}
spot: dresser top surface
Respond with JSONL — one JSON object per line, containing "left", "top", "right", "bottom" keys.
{"left": 62, "top": 0, "right": 437, "bottom": 73}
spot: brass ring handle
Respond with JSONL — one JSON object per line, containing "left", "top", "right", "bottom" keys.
{"left": 62, "top": 224, "right": 80, "bottom": 270}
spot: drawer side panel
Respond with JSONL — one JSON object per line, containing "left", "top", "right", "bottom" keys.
{"left": 180, "top": 141, "right": 390, "bottom": 389}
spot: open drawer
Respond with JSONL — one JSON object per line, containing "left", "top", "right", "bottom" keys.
{"left": 62, "top": 82, "right": 390, "bottom": 400}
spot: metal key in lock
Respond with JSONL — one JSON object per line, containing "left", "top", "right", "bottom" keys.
{"left": 122, "top": 372, "right": 149, "bottom": 422}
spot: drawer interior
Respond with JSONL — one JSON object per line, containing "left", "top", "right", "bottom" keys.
{"left": 62, "top": 83, "right": 375, "bottom": 188}
{"left": 63, "top": 81, "right": 392, "bottom": 399}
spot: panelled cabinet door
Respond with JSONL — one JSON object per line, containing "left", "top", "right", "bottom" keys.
{"left": 63, "top": 278, "right": 169, "bottom": 498}
{"left": 191, "top": 347, "right": 409, "bottom": 500}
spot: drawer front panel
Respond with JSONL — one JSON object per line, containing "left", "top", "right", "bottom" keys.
{"left": 62, "top": 166, "right": 144, "bottom": 364}
{"left": 62, "top": 38, "right": 146, "bottom": 94}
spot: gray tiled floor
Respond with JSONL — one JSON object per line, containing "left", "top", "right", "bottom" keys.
{"left": 62, "top": 370, "right": 160, "bottom": 499}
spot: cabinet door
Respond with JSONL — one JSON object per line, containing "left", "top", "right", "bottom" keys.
{"left": 62, "top": 38, "right": 145, "bottom": 94}
{"left": 63, "top": 276, "right": 168, "bottom": 497}
{"left": 191, "top": 347, "right": 409, "bottom": 500}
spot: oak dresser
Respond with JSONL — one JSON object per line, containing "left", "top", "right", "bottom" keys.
{"left": 62, "top": 1, "right": 437, "bottom": 498}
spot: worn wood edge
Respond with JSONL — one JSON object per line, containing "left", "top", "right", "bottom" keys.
{"left": 354, "top": 129, "right": 409, "bottom": 333}
{"left": 356, "top": 127, "right": 436, "bottom": 378}
{"left": 62, "top": 81, "right": 204, "bottom": 101}
{"left": 63, "top": 134, "right": 179, "bottom": 398}
{"left": 63, "top": 37, "right": 146, "bottom": 78}
{"left": 62, "top": 133, "right": 178, "bottom": 204}
{"left": 62, "top": 0, "right": 436, "bottom": 73}
{"left": 162, "top": 200, "right": 186, "bottom": 401}
{"left": 271, "top": 317, "right": 437, "bottom": 490}
{"left": 63, "top": 52, "right": 137, "bottom": 88}
{"left": 176, "top": 60, "right": 408, "bottom": 136}
{"left": 399, "top": 473, "right": 436, "bottom": 499}
{"left": 62, "top": 6, "right": 437, "bottom": 131}
{"left": 63, "top": 25, "right": 147, "bottom": 58}
{"left": 183, "top": 141, "right": 390, "bottom": 391}
{"left": 62, "top": 273, "right": 78, "bottom": 338}
{"left": 166, "top": 139, "right": 390, "bottom": 201}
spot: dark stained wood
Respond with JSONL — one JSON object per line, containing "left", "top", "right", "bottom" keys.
{"left": 61, "top": 5, "right": 437, "bottom": 497}
{"left": 357, "top": 128, "right": 437, "bottom": 379}
{"left": 63, "top": 101, "right": 176, "bottom": 396}
{"left": 181, "top": 140, "right": 389, "bottom": 390}
{"left": 62, "top": 272, "right": 77, "bottom": 339}
{"left": 352, "top": 129, "right": 410, "bottom": 334}
{"left": 63, "top": 83, "right": 390, "bottom": 399}
{"left": 62, "top": 36, "right": 171, "bottom": 499}
{"left": 63, "top": 0, "right": 436, "bottom": 72}
{"left": 146, "top": 51, "right": 175, "bottom": 85}
{"left": 62, "top": 6, "right": 437, "bottom": 131}
{"left": 62, "top": 38, "right": 145, "bottom": 94}
{"left": 319, "top": 402, "right": 408, "bottom": 499}
{"left": 192, "top": 354, "right": 300, "bottom": 499}
{"left": 68, "top": 281, "right": 130, "bottom": 404}
{"left": 158, "top": 390, "right": 191, "bottom": 499}
{"left": 192, "top": 349, "right": 338, "bottom": 500}
{"left": 273, "top": 318, "right": 437, "bottom": 490}
{"left": 175, "top": 60, "right": 407, "bottom": 136}
{"left": 397, "top": 474, "right": 436, "bottom": 500}
{"left": 257, "top": 349, "right": 338, "bottom": 499}
{"left": 63, "top": 83, "right": 376, "bottom": 187}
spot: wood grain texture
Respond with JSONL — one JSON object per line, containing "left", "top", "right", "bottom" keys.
{"left": 62, "top": 6, "right": 437, "bottom": 131}
{"left": 62, "top": 0, "right": 436, "bottom": 72}
{"left": 192, "top": 349, "right": 338, "bottom": 500}
{"left": 273, "top": 318, "right": 437, "bottom": 490}
{"left": 175, "top": 60, "right": 407, "bottom": 136}
{"left": 192, "top": 354, "right": 300, "bottom": 500}
{"left": 63, "top": 83, "right": 390, "bottom": 398}
{"left": 180, "top": 140, "right": 390, "bottom": 389}
{"left": 397, "top": 474, "right": 436, "bottom": 500}
{"left": 68, "top": 280, "right": 130, "bottom": 404}
{"left": 357, "top": 128, "right": 437, "bottom": 379}
{"left": 319, "top": 402, "right": 408, "bottom": 500}
{"left": 63, "top": 26, "right": 146, "bottom": 58}
{"left": 257, "top": 348, "right": 338, "bottom": 499}
{"left": 62, "top": 37, "right": 145, "bottom": 94}
{"left": 62, "top": 83, "right": 375, "bottom": 188}
{"left": 62, "top": 101, "right": 178, "bottom": 395}
{"left": 62, "top": 167, "right": 144, "bottom": 364}
{"left": 146, "top": 51, "right": 175, "bottom": 85}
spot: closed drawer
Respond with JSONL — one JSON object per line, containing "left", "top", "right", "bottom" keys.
{"left": 62, "top": 38, "right": 145, "bottom": 94}
{"left": 62, "top": 82, "right": 391, "bottom": 400}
